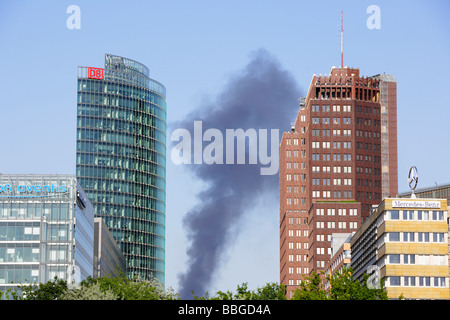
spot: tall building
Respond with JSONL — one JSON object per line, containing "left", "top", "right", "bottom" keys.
{"left": 0, "top": 174, "right": 94, "bottom": 293}
{"left": 279, "top": 66, "right": 398, "bottom": 297}
{"left": 93, "top": 217, "right": 127, "bottom": 279}
{"left": 76, "top": 54, "right": 167, "bottom": 283}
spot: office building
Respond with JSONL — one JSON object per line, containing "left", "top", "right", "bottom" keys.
{"left": 93, "top": 217, "right": 127, "bottom": 278}
{"left": 399, "top": 183, "right": 450, "bottom": 204}
{"left": 76, "top": 54, "right": 167, "bottom": 283}
{"left": 324, "top": 233, "right": 353, "bottom": 292}
{"left": 279, "top": 66, "right": 398, "bottom": 297}
{"left": 0, "top": 174, "right": 94, "bottom": 293}
{"left": 350, "top": 197, "right": 449, "bottom": 299}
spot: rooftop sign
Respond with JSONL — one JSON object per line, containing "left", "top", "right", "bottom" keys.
{"left": 0, "top": 184, "right": 68, "bottom": 198}
{"left": 392, "top": 200, "right": 440, "bottom": 209}
{"left": 88, "top": 67, "right": 103, "bottom": 80}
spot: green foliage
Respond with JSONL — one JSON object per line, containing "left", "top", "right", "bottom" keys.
{"left": 2, "top": 268, "right": 387, "bottom": 300}
{"left": 291, "top": 268, "right": 388, "bottom": 300}
{"left": 18, "top": 277, "right": 68, "bottom": 300}
{"left": 198, "top": 282, "right": 287, "bottom": 300}
{"left": 292, "top": 271, "right": 328, "bottom": 300}
{"left": 60, "top": 282, "right": 118, "bottom": 300}
{"left": 5, "top": 272, "right": 179, "bottom": 300}
{"left": 77, "top": 273, "right": 178, "bottom": 300}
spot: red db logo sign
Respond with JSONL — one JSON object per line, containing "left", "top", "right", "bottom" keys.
{"left": 88, "top": 67, "right": 103, "bottom": 80}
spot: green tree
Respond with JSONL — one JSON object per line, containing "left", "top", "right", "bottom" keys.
{"left": 18, "top": 277, "right": 68, "bottom": 300}
{"left": 6, "top": 272, "right": 179, "bottom": 300}
{"left": 329, "top": 268, "right": 388, "bottom": 300}
{"left": 73, "top": 273, "right": 179, "bottom": 300}
{"left": 291, "top": 268, "right": 388, "bottom": 300}
{"left": 60, "top": 282, "right": 118, "bottom": 300}
{"left": 199, "top": 282, "right": 286, "bottom": 300}
{"left": 291, "top": 271, "right": 329, "bottom": 300}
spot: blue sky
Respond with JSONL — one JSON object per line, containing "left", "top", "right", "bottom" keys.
{"left": 0, "top": 0, "right": 449, "bottom": 295}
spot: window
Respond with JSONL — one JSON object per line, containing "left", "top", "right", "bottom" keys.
{"left": 435, "top": 277, "right": 446, "bottom": 287}
{"left": 403, "top": 232, "right": 415, "bottom": 242}
{"left": 390, "top": 277, "right": 401, "bottom": 286}
{"left": 389, "top": 254, "right": 400, "bottom": 264}
{"left": 403, "top": 210, "right": 414, "bottom": 220}
{"left": 432, "top": 211, "right": 444, "bottom": 220}
{"left": 418, "top": 232, "right": 430, "bottom": 242}
{"left": 404, "top": 254, "right": 415, "bottom": 264}
{"left": 388, "top": 232, "right": 400, "bottom": 241}
{"left": 419, "top": 277, "right": 431, "bottom": 287}
{"left": 404, "top": 277, "right": 415, "bottom": 286}
{"left": 418, "top": 210, "right": 429, "bottom": 220}
{"left": 433, "top": 233, "right": 445, "bottom": 243}
{"left": 389, "top": 210, "right": 399, "bottom": 220}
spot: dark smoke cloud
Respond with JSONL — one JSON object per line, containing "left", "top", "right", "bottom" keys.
{"left": 172, "top": 48, "right": 302, "bottom": 299}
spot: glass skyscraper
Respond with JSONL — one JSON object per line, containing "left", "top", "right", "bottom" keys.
{"left": 0, "top": 174, "right": 94, "bottom": 294}
{"left": 76, "top": 54, "right": 166, "bottom": 283}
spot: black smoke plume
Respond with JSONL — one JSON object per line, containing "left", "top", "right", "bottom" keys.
{"left": 173, "top": 49, "right": 301, "bottom": 299}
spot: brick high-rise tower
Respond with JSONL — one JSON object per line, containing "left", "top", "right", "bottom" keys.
{"left": 279, "top": 66, "right": 397, "bottom": 297}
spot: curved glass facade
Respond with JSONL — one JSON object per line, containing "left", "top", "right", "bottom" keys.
{"left": 76, "top": 54, "right": 166, "bottom": 283}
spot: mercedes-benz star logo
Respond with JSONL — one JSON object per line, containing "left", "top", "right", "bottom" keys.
{"left": 408, "top": 166, "right": 419, "bottom": 191}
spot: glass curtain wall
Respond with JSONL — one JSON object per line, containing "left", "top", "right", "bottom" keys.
{"left": 76, "top": 54, "right": 166, "bottom": 283}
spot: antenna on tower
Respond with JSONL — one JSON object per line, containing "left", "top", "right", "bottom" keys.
{"left": 340, "top": 11, "right": 343, "bottom": 68}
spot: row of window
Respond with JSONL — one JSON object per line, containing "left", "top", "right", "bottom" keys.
{"left": 384, "top": 254, "right": 447, "bottom": 266}
{"left": 356, "top": 118, "right": 380, "bottom": 127}
{"left": 285, "top": 150, "right": 305, "bottom": 157}
{"left": 312, "top": 153, "right": 353, "bottom": 161}
{"left": 78, "top": 79, "right": 166, "bottom": 109}
{"left": 288, "top": 254, "right": 308, "bottom": 263}
{"left": 387, "top": 210, "right": 445, "bottom": 221}
{"left": 311, "top": 129, "right": 351, "bottom": 137}
{"left": 287, "top": 230, "right": 308, "bottom": 237}
{"left": 0, "top": 222, "right": 71, "bottom": 242}
{"left": 315, "top": 208, "right": 358, "bottom": 216}
{"left": 311, "top": 166, "right": 352, "bottom": 173}
{"left": 312, "top": 190, "right": 353, "bottom": 199}
{"left": 311, "top": 117, "right": 352, "bottom": 125}
{"left": 356, "top": 130, "right": 380, "bottom": 139}
{"left": 315, "top": 221, "right": 358, "bottom": 229}
{"left": 285, "top": 174, "right": 307, "bottom": 181}
{"left": 77, "top": 153, "right": 166, "bottom": 178}
{"left": 312, "top": 178, "right": 352, "bottom": 186}
{"left": 311, "top": 105, "right": 352, "bottom": 113}
{"left": 386, "top": 232, "right": 446, "bottom": 243}
{"left": 287, "top": 267, "right": 309, "bottom": 277}
{"left": 286, "top": 186, "right": 306, "bottom": 193}
{"left": 0, "top": 204, "right": 71, "bottom": 221}
{"left": 388, "top": 276, "right": 447, "bottom": 288}
{"left": 356, "top": 191, "right": 382, "bottom": 201}
{"left": 287, "top": 217, "right": 308, "bottom": 225}
{"left": 286, "top": 162, "right": 306, "bottom": 169}
{"left": 76, "top": 165, "right": 166, "bottom": 190}
{"left": 77, "top": 141, "right": 166, "bottom": 165}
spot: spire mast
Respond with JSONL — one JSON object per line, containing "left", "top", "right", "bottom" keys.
{"left": 341, "top": 11, "right": 343, "bottom": 68}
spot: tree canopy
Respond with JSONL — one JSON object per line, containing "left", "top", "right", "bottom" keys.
{"left": 1, "top": 268, "right": 387, "bottom": 300}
